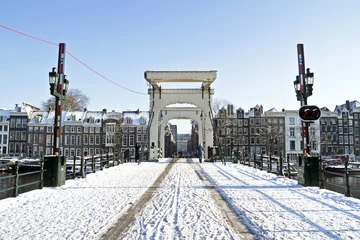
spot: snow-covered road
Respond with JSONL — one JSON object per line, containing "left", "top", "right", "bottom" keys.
{"left": 2, "top": 158, "right": 360, "bottom": 240}
{"left": 121, "top": 158, "right": 242, "bottom": 239}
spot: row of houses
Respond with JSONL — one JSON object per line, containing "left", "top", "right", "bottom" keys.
{"left": 214, "top": 100, "right": 360, "bottom": 161}
{"left": 1, "top": 100, "right": 360, "bottom": 161}
{"left": 0, "top": 103, "right": 150, "bottom": 159}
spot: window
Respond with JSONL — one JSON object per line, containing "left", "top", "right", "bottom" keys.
{"left": 21, "top": 131, "right": 26, "bottom": 141}
{"left": 250, "top": 137, "right": 255, "bottom": 144}
{"left": 71, "top": 135, "right": 75, "bottom": 145}
{"left": 290, "top": 140, "right": 295, "bottom": 150}
{"left": 95, "top": 135, "right": 100, "bottom": 145}
{"left": 76, "top": 149, "right": 81, "bottom": 156}
{"left": 95, "top": 127, "right": 100, "bottom": 133}
{"left": 344, "top": 136, "right": 348, "bottom": 144}
{"left": 244, "top": 119, "right": 248, "bottom": 126}
{"left": 89, "top": 135, "right": 94, "bottom": 145}
{"left": 95, "top": 148, "right": 100, "bottom": 155}
{"left": 15, "top": 131, "right": 21, "bottom": 140}
{"left": 10, "top": 119, "right": 15, "bottom": 128}
{"left": 34, "top": 126, "right": 39, "bottom": 132}
{"left": 77, "top": 127, "right": 81, "bottom": 133}
{"left": 89, "top": 148, "right": 94, "bottom": 156}
{"left": 126, "top": 117, "right": 133, "bottom": 124}
{"left": 89, "top": 127, "right": 94, "bottom": 133}
{"left": 129, "top": 135, "right": 134, "bottom": 146}
{"left": 40, "top": 127, "right": 44, "bottom": 132}
{"left": 65, "top": 126, "right": 70, "bottom": 133}
{"left": 76, "top": 136, "right": 81, "bottom": 145}
{"left": 46, "top": 135, "right": 51, "bottom": 146}
{"left": 84, "top": 127, "right": 88, "bottom": 133}
{"left": 28, "top": 134, "right": 32, "bottom": 143}
{"left": 339, "top": 136, "right": 343, "bottom": 144}
{"left": 16, "top": 119, "right": 21, "bottom": 128}
{"left": 289, "top": 117, "right": 295, "bottom": 125}
{"left": 290, "top": 127, "right": 295, "bottom": 137}
{"left": 39, "top": 134, "right": 44, "bottom": 144}
{"left": 71, "top": 127, "right": 76, "bottom": 133}
{"left": 83, "top": 148, "right": 88, "bottom": 156}
{"left": 129, "top": 127, "right": 134, "bottom": 132}
{"left": 338, "top": 120, "right": 343, "bottom": 126}
{"left": 70, "top": 148, "right": 75, "bottom": 157}
{"left": 34, "top": 134, "right": 39, "bottom": 144}
{"left": 122, "top": 135, "right": 127, "bottom": 146}
{"left": 349, "top": 127, "right": 353, "bottom": 134}
{"left": 4, "top": 125, "right": 8, "bottom": 131}
{"left": 83, "top": 135, "right": 88, "bottom": 145}
{"left": 137, "top": 134, "right": 142, "bottom": 142}
{"left": 339, "top": 127, "right": 343, "bottom": 134}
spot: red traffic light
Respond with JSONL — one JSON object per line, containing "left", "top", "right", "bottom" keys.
{"left": 299, "top": 105, "right": 321, "bottom": 122}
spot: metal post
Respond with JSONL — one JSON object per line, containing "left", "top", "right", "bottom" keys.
{"left": 297, "top": 44, "right": 310, "bottom": 156}
{"left": 345, "top": 161, "right": 352, "bottom": 197}
{"left": 40, "top": 157, "right": 44, "bottom": 189}
{"left": 319, "top": 155, "right": 324, "bottom": 189}
{"left": 287, "top": 155, "right": 291, "bottom": 179}
{"left": 14, "top": 161, "right": 19, "bottom": 197}
{"left": 80, "top": 156, "right": 85, "bottom": 178}
{"left": 279, "top": 152, "right": 283, "bottom": 176}
{"left": 92, "top": 154, "right": 96, "bottom": 173}
{"left": 73, "top": 155, "right": 76, "bottom": 179}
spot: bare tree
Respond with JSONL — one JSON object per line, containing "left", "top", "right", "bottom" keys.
{"left": 258, "top": 116, "right": 285, "bottom": 157}
{"left": 212, "top": 98, "right": 231, "bottom": 116}
{"left": 41, "top": 88, "right": 90, "bottom": 111}
{"left": 103, "top": 116, "right": 123, "bottom": 161}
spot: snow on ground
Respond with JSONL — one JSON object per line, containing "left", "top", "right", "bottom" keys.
{"left": 0, "top": 159, "right": 171, "bottom": 240}
{"left": 1, "top": 158, "right": 360, "bottom": 240}
{"left": 122, "top": 158, "right": 237, "bottom": 240}
{"left": 199, "top": 160, "right": 360, "bottom": 240}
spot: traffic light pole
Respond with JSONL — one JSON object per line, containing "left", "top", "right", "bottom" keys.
{"left": 297, "top": 44, "right": 310, "bottom": 156}
{"left": 53, "top": 43, "right": 66, "bottom": 156}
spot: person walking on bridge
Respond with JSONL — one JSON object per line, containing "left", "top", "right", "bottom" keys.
{"left": 197, "top": 144, "right": 204, "bottom": 163}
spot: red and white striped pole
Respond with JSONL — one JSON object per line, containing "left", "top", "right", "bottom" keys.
{"left": 53, "top": 43, "right": 66, "bottom": 156}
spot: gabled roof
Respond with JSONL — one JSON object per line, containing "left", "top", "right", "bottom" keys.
{"left": 334, "top": 100, "right": 360, "bottom": 116}
{"left": 266, "top": 108, "right": 278, "bottom": 113}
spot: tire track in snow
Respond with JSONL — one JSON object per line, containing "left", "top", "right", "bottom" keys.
{"left": 121, "top": 158, "right": 241, "bottom": 239}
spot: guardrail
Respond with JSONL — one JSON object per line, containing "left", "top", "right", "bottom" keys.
{"left": 0, "top": 159, "right": 44, "bottom": 198}
{"left": 65, "top": 153, "right": 120, "bottom": 179}
{"left": 320, "top": 160, "right": 360, "bottom": 198}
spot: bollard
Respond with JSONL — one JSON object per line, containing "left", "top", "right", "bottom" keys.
{"left": 92, "top": 155, "right": 96, "bottom": 173}
{"left": 287, "top": 155, "right": 291, "bottom": 179}
{"left": 268, "top": 154, "right": 272, "bottom": 173}
{"left": 319, "top": 156, "right": 324, "bottom": 189}
{"left": 261, "top": 154, "right": 264, "bottom": 170}
{"left": 279, "top": 153, "right": 283, "bottom": 176}
{"left": 40, "top": 157, "right": 44, "bottom": 189}
{"left": 73, "top": 155, "right": 76, "bottom": 179}
{"left": 14, "top": 161, "right": 19, "bottom": 197}
{"left": 80, "top": 157, "right": 85, "bottom": 178}
{"left": 345, "top": 161, "right": 352, "bottom": 197}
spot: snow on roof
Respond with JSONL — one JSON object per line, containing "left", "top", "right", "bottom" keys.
{"left": 84, "top": 111, "right": 104, "bottom": 124}
{"left": 334, "top": 100, "right": 360, "bottom": 116}
{"left": 64, "top": 111, "right": 86, "bottom": 122}
{"left": 0, "top": 109, "right": 11, "bottom": 119}
{"left": 266, "top": 107, "right": 278, "bottom": 112}
{"left": 103, "top": 111, "right": 122, "bottom": 121}
{"left": 123, "top": 111, "right": 149, "bottom": 125}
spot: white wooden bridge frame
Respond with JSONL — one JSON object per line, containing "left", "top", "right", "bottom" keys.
{"left": 145, "top": 71, "right": 216, "bottom": 161}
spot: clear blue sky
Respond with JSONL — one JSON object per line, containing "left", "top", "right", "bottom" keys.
{"left": 1, "top": 0, "right": 359, "bottom": 133}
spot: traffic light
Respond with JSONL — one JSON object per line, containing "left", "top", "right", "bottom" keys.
{"left": 298, "top": 105, "right": 321, "bottom": 122}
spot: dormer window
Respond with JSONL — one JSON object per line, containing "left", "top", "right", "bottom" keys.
{"left": 89, "top": 117, "right": 95, "bottom": 124}
{"left": 140, "top": 117, "right": 147, "bottom": 125}
{"left": 126, "top": 117, "right": 133, "bottom": 124}
{"left": 71, "top": 115, "right": 76, "bottom": 121}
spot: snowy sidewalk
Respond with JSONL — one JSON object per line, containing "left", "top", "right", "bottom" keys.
{"left": 200, "top": 161, "right": 360, "bottom": 239}
{"left": 0, "top": 159, "right": 171, "bottom": 240}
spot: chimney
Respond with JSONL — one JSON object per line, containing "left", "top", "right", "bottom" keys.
{"left": 102, "top": 108, "right": 107, "bottom": 113}
{"left": 230, "top": 104, "right": 234, "bottom": 115}
{"left": 346, "top": 100, "right": 350, "bottom": 111}
{"left": 84, "top": 108, "right": 87, "bottom": 112}
{"left": 260, "top": 105, "right": 263, "bottom": 114}
{"left": 227, "top": 104, "right": 231, "bottom": 116}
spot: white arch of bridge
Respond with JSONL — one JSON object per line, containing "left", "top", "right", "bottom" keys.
{"left": 145, "top": 70, "right": 216, "bottom": 161}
